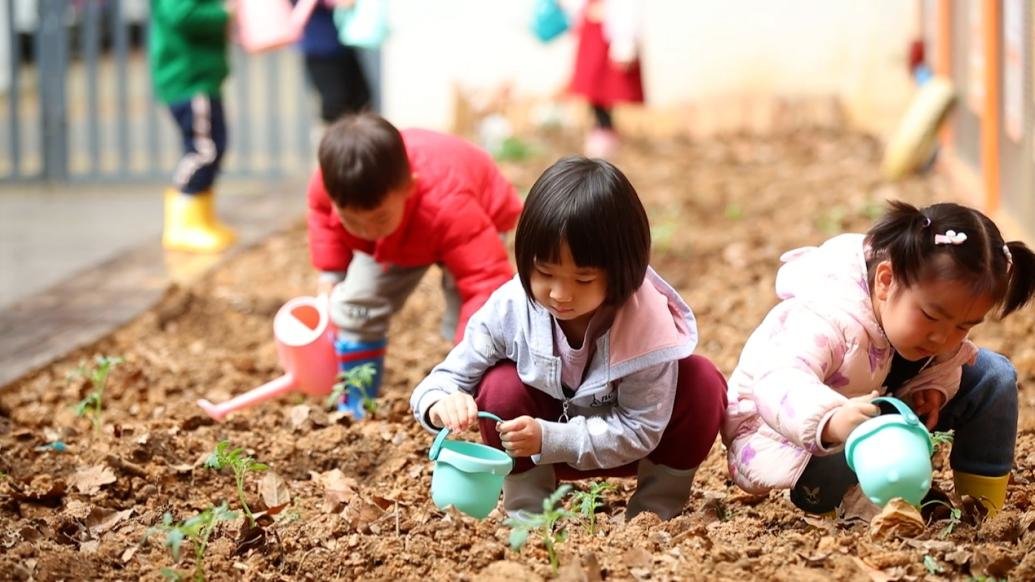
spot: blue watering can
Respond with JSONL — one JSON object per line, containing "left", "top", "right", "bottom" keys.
{"left": 845, "top": 396, "right": 934, "bottom": 507}
{"left": 429, "top": 411, "right": 513, "bottom": 519}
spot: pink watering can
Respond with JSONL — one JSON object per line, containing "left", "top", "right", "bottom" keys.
{"left": 237, "top": 0, "right": 319, "bottom": 53}
{"left": 197, "top": 295, "right": 338, "bottom": 421}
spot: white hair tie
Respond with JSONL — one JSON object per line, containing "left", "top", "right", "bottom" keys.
{"left": 934, "top": 230, "right": 967, "bottom": 245}
{"left": 1004, "top": 244, "right": 1013, "bottom": 268}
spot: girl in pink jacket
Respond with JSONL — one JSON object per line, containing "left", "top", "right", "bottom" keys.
{"left": 722, "top": 201, "right": 1035, "bottom": 516}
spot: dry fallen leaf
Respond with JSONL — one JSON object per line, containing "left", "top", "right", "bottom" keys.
{"left": 316, "top": 469, "right": 359, "bottom": 513}
{"left": 869, "top": 498, "right": 925, "bottom": 540}
{"left": 258, "top": 471, "right": 291, "bottom": 513}
{"left": 86, "top": 507, "right": 133, "bottom": 536}
{"left": 68, "top": 465, "right": 117, "bottom": 495}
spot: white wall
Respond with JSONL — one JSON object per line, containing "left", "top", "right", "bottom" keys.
{"left": 382, "top": 0, "right": 919, "bottom": 134}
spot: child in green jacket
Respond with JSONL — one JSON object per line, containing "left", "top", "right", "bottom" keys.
{"left": 149, "top": 0, "right": 235, "bottom": 253}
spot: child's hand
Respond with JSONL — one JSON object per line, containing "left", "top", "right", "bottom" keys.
{"left": 911, "top": 389, "right": 946, "bottom": 429}
{"left": 821, "top": 391, "right": 880, "bottom": 445}
{"left": 498, "top": 416, "right": 542, "bottom": 457}
{"left": 428, "top": 393, "right": 478, "bottom": 432}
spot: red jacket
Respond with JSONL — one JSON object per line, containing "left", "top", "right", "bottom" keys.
{"left": 307, "top": 129, "right": 523, "bottom": 343}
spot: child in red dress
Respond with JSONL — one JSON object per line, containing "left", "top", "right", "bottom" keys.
{"left": 568, "top": 0, "right": 644, "bottom": 158}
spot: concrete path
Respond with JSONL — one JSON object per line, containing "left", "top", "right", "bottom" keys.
{"left": 0, "top": 179, "right": 307, "bottom": 387}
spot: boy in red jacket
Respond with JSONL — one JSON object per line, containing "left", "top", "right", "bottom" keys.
{"left": 309, "top": 112, "right": 522, "bottom": 416}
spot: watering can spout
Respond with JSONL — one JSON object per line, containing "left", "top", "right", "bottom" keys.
{"left": 198, "top": 374, "right": 299, "bottom": 421}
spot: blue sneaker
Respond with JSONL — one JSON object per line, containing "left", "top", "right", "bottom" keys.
{"left": 334, "top": 337, "right": 386, "bottom": 418}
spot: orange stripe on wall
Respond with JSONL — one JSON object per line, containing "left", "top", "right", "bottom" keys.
{"left": 935, "top": 0, "right": 954, "bottom": 147}
{"left": 981, "top": 0, "right": 1001, "bottom": 211}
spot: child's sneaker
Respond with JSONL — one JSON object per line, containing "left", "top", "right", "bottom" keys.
{"left": 583, "top": 128, "right": 620, "bottom": 159}
{"left": 334, "top": 337, "right": 386, "bottom": 418}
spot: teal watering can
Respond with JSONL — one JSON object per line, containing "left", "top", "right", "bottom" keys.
{"left": 429, "top": 411, "right": 513, "bottom": 519}
{"left": 845, "top": 396, "right": 934, "bottom": 507}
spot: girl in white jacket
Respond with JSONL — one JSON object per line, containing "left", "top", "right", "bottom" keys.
{"left": 722, "top": 200, "right": 1035, "bottom": 516}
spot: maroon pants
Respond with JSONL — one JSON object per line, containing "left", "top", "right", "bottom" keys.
{"left": 475, "top": 355, "right": 728, "bottom": 478}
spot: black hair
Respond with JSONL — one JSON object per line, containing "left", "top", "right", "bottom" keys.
{"left": 865, "top": 200, "right": 1035, "bottom": 317}
{"left": 317, "top": 112, "right": 411, "bottom": 210}
{"left": 515, "top": 156, "right": 651, "bottom": 306}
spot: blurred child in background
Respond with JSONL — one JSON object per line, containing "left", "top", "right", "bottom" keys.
{"left": 569, "top": 0, "right": 644, "bottom": 158}
{"left": 150, "top": 0, "right": 236, "bottom": 253}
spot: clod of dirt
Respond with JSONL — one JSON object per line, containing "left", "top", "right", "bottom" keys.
{"left": 478, "top": 560, "right": 543, "bottom": 582}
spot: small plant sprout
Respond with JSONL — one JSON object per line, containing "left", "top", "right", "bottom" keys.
{"left": 150, "top": 502, "right": 238, "bottom": 582}
{"left": 921, "top": 498, "right": 963, "bottom": 538}
{"left": 569, "top": 481, "right": 615, "bottom": 534}
{"left": 922, "top": 554, "right": 943, "bottom": 574}
{"left": 505, "top": 484, "right": 574, "bottom": 573}
{"left": 71, "top": 355, "right": 123, "bottom": 432}
{"left": 326, "top": 362, "right": 378, "bottom": 414}
{"left": 205, "top": 441, "right": 268, "bottom": 525}
{"left": 931, "top": 430, "right": 954, "bottom": 453}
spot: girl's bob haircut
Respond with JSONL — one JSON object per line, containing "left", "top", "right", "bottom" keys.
{"left": 515, "top": 156, "right": 651, "bottom": 306}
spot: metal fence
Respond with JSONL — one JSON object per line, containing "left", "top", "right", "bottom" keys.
{"left": 1, "top": 0, "right": 380, "bottom": 183}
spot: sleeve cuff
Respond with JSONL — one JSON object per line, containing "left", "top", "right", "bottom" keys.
{"left": 414, "top": 389, "right": 450, "bottom": 434}
{"left": 537, "top": 419, "right": 578, "bottom": 465}
{"left": 812, "top": 408, "right": 845, "bottom": 455}
{"left": 319, "top": 271, "right": 347, "bottom": 284}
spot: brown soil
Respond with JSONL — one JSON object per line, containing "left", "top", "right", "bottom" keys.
{"left": 2, "top": 127, "right": 1034, "bottom": 582}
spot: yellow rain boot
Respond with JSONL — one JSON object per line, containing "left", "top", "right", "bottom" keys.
{"left": 196, "top": 189, "right": 237, "bottom": 242}
{"left": 162, "top": 189, "right": 235, "bottom": 253}
{"left": 953, "top": 471, "right": 1009, "bottom": 516}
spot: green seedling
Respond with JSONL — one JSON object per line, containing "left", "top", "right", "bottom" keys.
{"left": 921, "top": 498, "right": 963, "bottom": 538}
{"left": 505, "top": 484, "right": 574, "bottom": 573}
{"left": 326, "top": 363, "right": 378, "bottom": 415}
{"left": 931, "top": 430, "right": 954, "bottom": 453}
{"left": 70, "top": 355, "right": 123, "bottom": 432}
{"left": 150, "top": 502, "right": 238, "bottom": 582}
{"left": 569, "top": 481, "right": 615, "bottom": 535}
{"left": 923, "top": 554, "right": 943, "bottom": 574}
{"left": 205, "top": 441, "right": 268, "bottom": 525}
{"left": 494, "top": 136, "right": 534, "bottom": 162}
{"left": 816, "top": 205, "right": 848, "bottom": 235}
{"left": 724, "top": 202, "right": 744, "bottom": 220}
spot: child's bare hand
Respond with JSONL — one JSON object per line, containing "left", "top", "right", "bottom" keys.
{"left": 498, "top": 416, "right": 542, "bottom": 457}
{"left": 911, "top": 389, "right": 945, "bottom": 429}
{"left": 428, "top": 393, "right": 477, "bottom": 432}
{"left": 822, "top": 391, "right": 880, "bottom": 445}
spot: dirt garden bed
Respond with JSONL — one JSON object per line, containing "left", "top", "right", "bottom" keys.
{"left": 2, "top": 126, "right": 1034, "bottom": 581}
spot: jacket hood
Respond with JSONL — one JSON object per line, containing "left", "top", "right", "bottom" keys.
{"left": 775, "top": 233, "right": 886, "bottom": 347}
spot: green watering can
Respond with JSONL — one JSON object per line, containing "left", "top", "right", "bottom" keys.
{"left": 429, "top": 411, "right": 514, "bottom": 519}
{"left": 845, "top": 396, "right": 934, "bottom": 507}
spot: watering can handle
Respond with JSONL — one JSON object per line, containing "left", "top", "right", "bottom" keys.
{"left": 871, "top": 396, "right": 921, "bottom": 426}
{"left": 429, "top": 411, "right": 505, "bottom": 461}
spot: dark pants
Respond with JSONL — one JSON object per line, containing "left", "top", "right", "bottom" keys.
{"left": 591, "top": 104, "right": 613, "bottom": 130}
{"left": 304, "top": 51, "right": 371, "bottom": 123}
{"left": 167, "top": 95, "right": 227, "bottom": 195}
{"left": 790, "top": 349, "right": 1018, "bottom": 513}
{"left": 474, "top": 355, "right": 728, "bottom": 479}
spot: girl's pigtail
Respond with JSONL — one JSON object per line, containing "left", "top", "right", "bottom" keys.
{"left": 867, "top": 200, "right": 929, "bottom": 284}
{"left": 1001, "top": 241, "right": 1035, "bottom": 316}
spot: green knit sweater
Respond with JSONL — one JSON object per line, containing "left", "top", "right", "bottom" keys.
{"left": 149, "top": 0, "right": 230, "bottom": 104}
